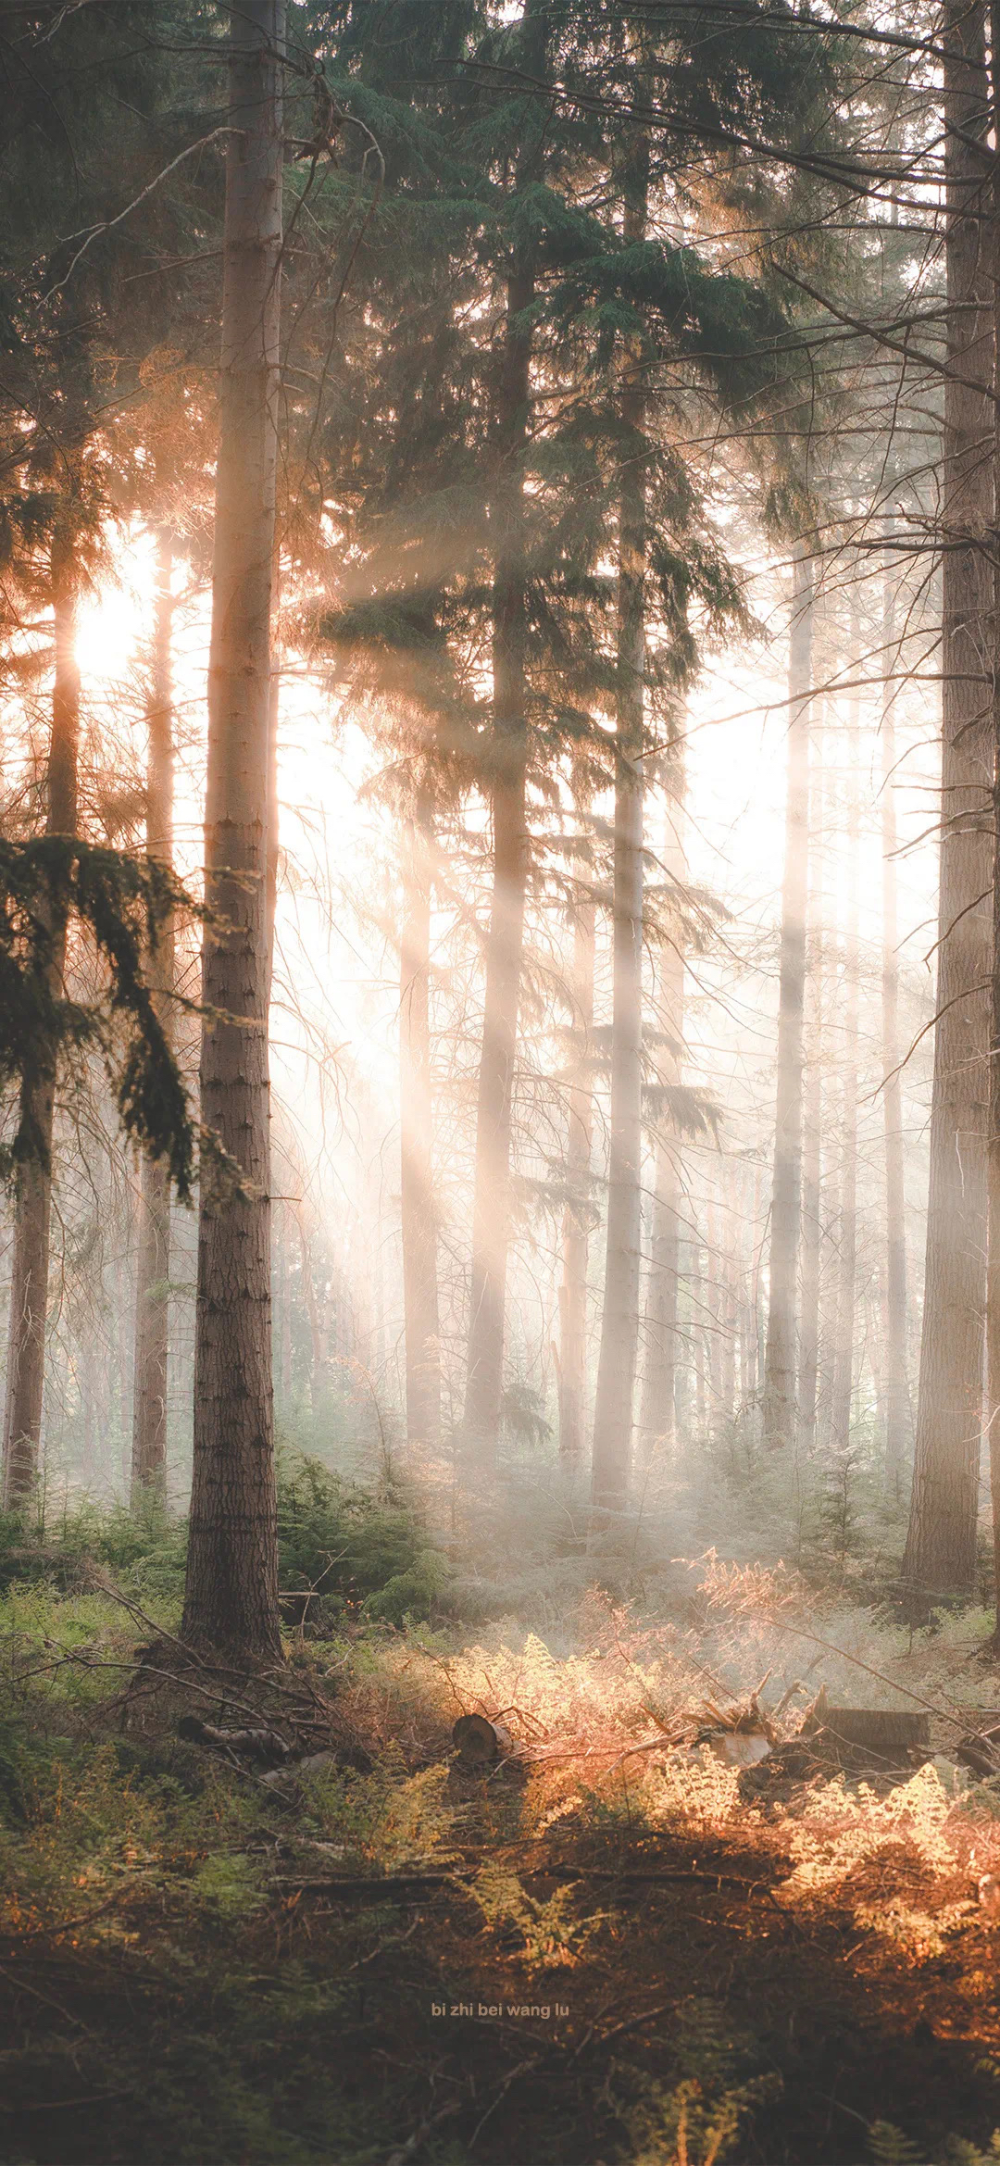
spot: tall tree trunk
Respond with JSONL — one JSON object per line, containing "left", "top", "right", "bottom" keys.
{"left": 557, "top": 788, "right": 596, "bottom": 1463}
{"left": 400, "top": 790, "right": 441, "bottom": 1451}
{"left": 2, "top": 541, "right": 80, "bottom": 1507}
{"left": 463, "top": 1, "right": 547, "bottom": 1463}
{"left": 638, "top": 761, "right": 686, "bottom": 1460}
{"left": 762, "top": 539, "right": 813, "bottom": 1448}
{"left": 131, "top": 530, "right": 175, "bottom": 1503}
{"left": 880, "top": 527, "right": 913, "bottom": 1501}
{"left": 903, "top": 0, "right": 993, "bottom": 1602}
{"left": 831, "top": 631, "right": 861, "bottom": 1451}
{"left": 798, "top": 709, "right": 824, "bottom": 1459}
{"left": 986, "top": 1, "right": 1000, "bottom": 1645}
{"left": 591, "top": 114, "right": 650, "bottom": 1514}
{"left": 182, "top": 0, "right": 284, "bottom": 1662}
{"left": 719, "top": 1210, "right": 737, "bottom": 1431}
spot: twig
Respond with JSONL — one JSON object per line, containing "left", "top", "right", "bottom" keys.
{"left": 468, "top": 2057, "right": 541, "bottom": 2148}
{"left": 0, "top": 2093, "right": 127, "bottom": 2113}
{"left": 0, "top": 1959, "right": 92, "bottom": 2032}
{"left": 575, "top": 2001, "right": 672, "bottom": 2056}
{"left": 385, "top": 2095, "right": 461, "bottom": 2166}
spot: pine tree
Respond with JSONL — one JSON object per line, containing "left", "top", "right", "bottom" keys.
{"left": 638, "top": 758, "right": 687, "bottom": 1463}
{"left": 903, "top": 0, "right": 993, "bottom": 1603}
{"left": 2, "top": 529, "right": 80, "bottom": 1504}
{"left": 557, "top": 769, "right": 596, "bottom": 1465}
{"left": 880, "top": 524, "right": 912, "bottom": 1500}
{"left": 591, "top": 86, "right": 651, "bottom": 1515}
{"left": 762, "top": 535, "right": 813, "bottom": 1451}
{"left": 181, "top": 0, "right": 285, "bottom": 1661}
{"left": 131, "top": 529, "right": 176, "bottom": 1502}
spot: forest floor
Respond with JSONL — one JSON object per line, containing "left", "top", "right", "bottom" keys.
{"left": 4, "top": 1535, "right": 1000, "bottom": 2164}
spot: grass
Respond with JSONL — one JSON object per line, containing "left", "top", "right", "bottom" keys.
{"left": 3, "top": 1512, "right": 1000, "bottom": 2161}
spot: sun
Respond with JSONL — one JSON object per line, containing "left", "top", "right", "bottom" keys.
{"left": 75, "top": 535, "right": 155, "bottom": 683}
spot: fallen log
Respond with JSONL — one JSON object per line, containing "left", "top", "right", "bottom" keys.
{"left": 802, "top": 1705, "right": 929, "bottom": 1769}
{"left": 177, "top": 1715, "right": 290, "bottom": 1764}
{"left": 957, "top": 1720, "right": 1000, "bottom": 1778}
{"left": 452, "top": 1714, "right": 513, "bottom": 1768}
{"left": 271, "top": 1865, "right": 789, "bottom": 1901}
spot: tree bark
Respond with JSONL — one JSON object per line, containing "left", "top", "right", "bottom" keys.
{"left": 463, "top": 1, "right": 547, "bottom": 1463}
{"left": 131, "top": 530, "right": 175, "bottom": 1504}
{"left": 830, "top": 626, "right": 861, "bottom": 1452}
{"left": 2, "top": 543, "right": 80, "bottom": 1508}
{"left": 986, "top": 0, "right": 1000, "bottom": 1645}
{"left": 400, "top": 791, "right": 441, "bottom": 1451}
{"left": 880, "top": 528, "right": 913, "bottom": 1501}
{"left": 590, "top": 112, "right": 650, "bottom": 1515}
{"left": 557, "top": 787, "right": 596, "bottom": 1463}
{"left": 181, "top": 0, "right": 284, "bottom": 1662}
{"left": 798, "top": 709, "right": 824, "bottom": 1461}
{"left": 638, "top": 762, "right": 687, "bottom": 1460}
{"left": 762, "top": 540, "right": 813, "bottom": 1449}
{"left": 904, "top": 0, "right": 993, "bottom": 1603}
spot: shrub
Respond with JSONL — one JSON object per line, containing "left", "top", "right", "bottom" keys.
{"left": 276, "top": 1453, "right": 455, "bottom": 1625}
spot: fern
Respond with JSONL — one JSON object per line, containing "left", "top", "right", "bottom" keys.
{"left": 868, "top": 2125, "right": 925, "bottom": 2166}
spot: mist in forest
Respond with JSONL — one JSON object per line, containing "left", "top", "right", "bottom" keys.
{"left": 40, "top": 520, "right": 942, "bottom": 1593}
{"left": 8, "top": 5, "right": 1000, "bottom": 2163}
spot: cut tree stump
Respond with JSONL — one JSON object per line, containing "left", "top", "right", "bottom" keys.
{"left": 803, "top": 1706, "right": 929, "bottom": 1769}
{"left": 452, "top": 1714, "right": 512, "bottom": 1768}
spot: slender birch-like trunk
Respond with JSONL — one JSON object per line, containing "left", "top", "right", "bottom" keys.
{"left": 131, "top": 530, "right": 175, "bottom": 1502}
{"left": 400, "top": 791, "right": 441, "bottom": 1451}
{"left": 762, "top": 540, "right": 813, "bottom": 1448}
{"left": 182, "top": 0, "right": 284, "bottom": 1660}
{"left": 2, "top": 543, "right": 80, "bottom": 1507}
{"left": 904, "top": 0, "right": 993, "bottom": 1602}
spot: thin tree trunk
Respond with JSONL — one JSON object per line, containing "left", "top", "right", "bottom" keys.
{"left": 182, "top": 0, "right": 284, "bottom": 1662}
{"left": 131, "top": 530, "right": 175, "bottom": 1503}
{"left": 762, "top": 539, "right": 813, "bottom": 1448}
{"left": 591, "top": 112, "right": 649, "bottom": 1515}
{"left": 463, "top": 0, "right": 547, "bottom": 1463}
{"left": 880, "top": 526, "right": 913, "bottom": 1501}
{"left": 719, "top": 1215, "right": 737, "bottom": 1431}
{"left": 831, "top": 629, "right": 861, "bottom": 1451}
{"left": 798, "top": 710, "right": 824, "bottom": 1459}
{"left": 400, "top": 792, "right": 441, "bottom": 1451}
{"left": 904, "top": 0, "right": 993, "bottom": 1603}
{"left": 2, "top": 542, "right": 80, "bottom": 1508}
{"left": 639, "top": 760, "right": 686, "bottom": 1460}
{"left": 557, "top": 788, "right": 596, "bottom": 1463}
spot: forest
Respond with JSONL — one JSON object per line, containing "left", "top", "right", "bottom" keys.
{"left": 10, "top": 1, "right": 1000, "bottom": 2161}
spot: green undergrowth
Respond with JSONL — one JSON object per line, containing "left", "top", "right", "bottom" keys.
{"left": 4, "top": 1535, "right": 1000, "bottom": 2160}
{"left": 0, "top": 1451, "right": 458, "bottom": 1629}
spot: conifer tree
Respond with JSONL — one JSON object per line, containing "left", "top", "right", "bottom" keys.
{"left": 0, "top": 5, "right": 209, "bottom": 1505}
{"left": 762, "top": 535, "right": 813, "bottom": 1451}
{"left": 132, "top": 529, "right": 176, "bottom": 1502}
{"left": 2, "top": 527, "right": 80, "bottom": 1504}
{"left": 463, "top": 0, "right": 551, "bottom": 1462}
{"left": 903, "top": 0, "right": 993, "bottom": 1602}
{"left": 591, "top": 85, "right": 650, "bottom": 1515}
{"left": 181, "top": 0, "right": 285, "bottom": 1660}
{"left": 638, "top": 756, "right": 687, "bottom": 1462}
